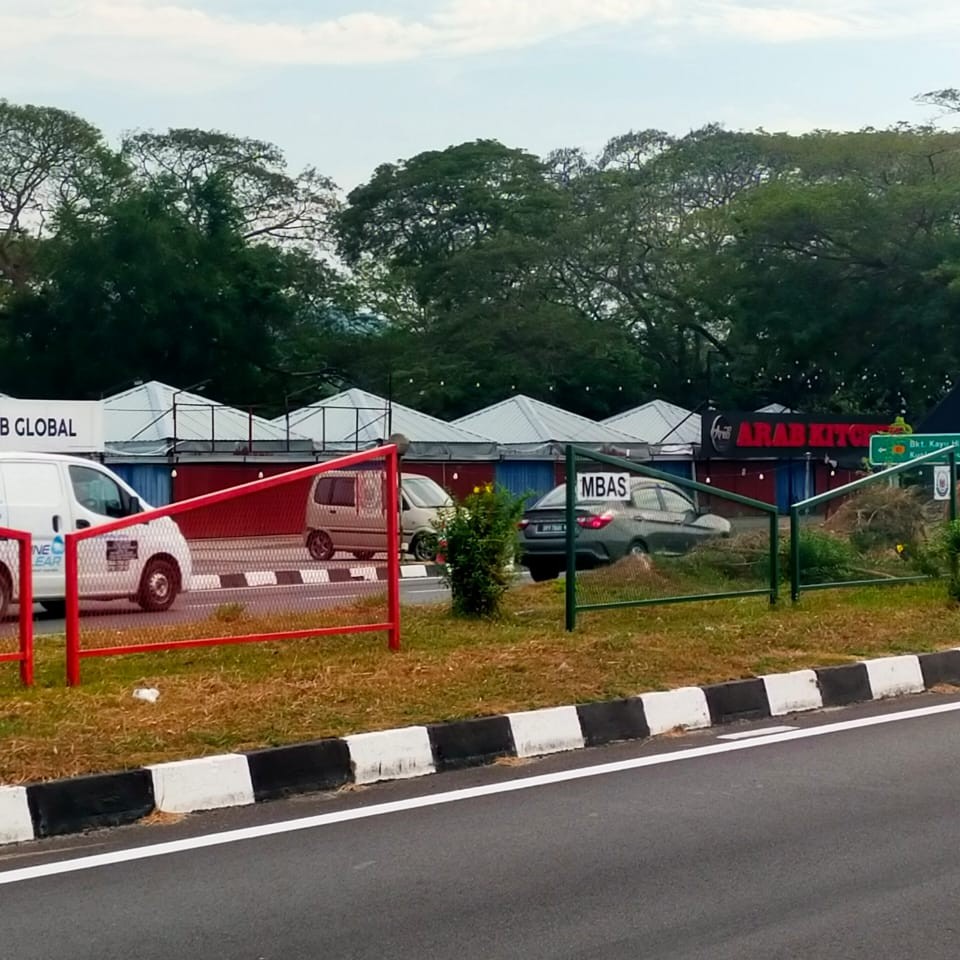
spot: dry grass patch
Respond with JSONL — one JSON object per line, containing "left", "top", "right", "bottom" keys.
{"left": 1, "top": 580, "right": 958, "bottom": 783}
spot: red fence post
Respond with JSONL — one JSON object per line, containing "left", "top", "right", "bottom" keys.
{"left": 65, "top": 533, "right": 81, "bottom": 686}
{"left": 386, "top": 446, "right": 401, "bottom": 652}
{"left": 18, "top": 535, "right": 33, "bottom": 687}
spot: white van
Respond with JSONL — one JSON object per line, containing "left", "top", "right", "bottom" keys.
{"left": 0, "top": 453, "right": 192, "bottom": 617}
{"left": 305, "top": 470, "right": 453, "bottom": 563}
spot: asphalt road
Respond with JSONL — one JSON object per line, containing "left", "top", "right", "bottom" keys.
{"left": 24, "top": 576, "right": 450, "bottom": 636}
{"left": 2, "top": 696, "right": 960, "bottom": 958}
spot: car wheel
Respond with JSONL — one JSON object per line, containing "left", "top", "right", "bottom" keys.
{"left": 137, "top": 558, "right": 180, "bottom": 613}
{"left": 410, "top": 534, "right": 438, "bottom": 563}
{"left": 307, "top": 530, "right": 335, "bottom": 562}
{"left": 352, "top": 551, "right": 375, "bottom": 561}
{"left": 526, "top": 560, "right": 561, "bottom": 583}
{"left": 41, "top": 600, "right": 67, "bottom": 618}
{"left": 627, "top": 541, "right": 649, "bottom": 557}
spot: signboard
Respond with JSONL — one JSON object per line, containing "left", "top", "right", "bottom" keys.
{"left": 934, "top": 466, "right": 952, "bottom": 501}
{"left": 869, "top": 433, "right": 960, "bottom": 465}
{"left": 577, "top": 472, "right": 630, "bottom": 502}
{"left": 702, "top": 412, "right": 892, "bottom": 460}
{"left": 0, "top": 399, "right": 103, "bottom": 453}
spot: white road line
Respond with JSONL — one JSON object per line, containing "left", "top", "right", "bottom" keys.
{"left": 717, "top": 726, "right": 797, "bottom": 740}
{"left": 3, "top": 699, "right": 959, "bottom": 887}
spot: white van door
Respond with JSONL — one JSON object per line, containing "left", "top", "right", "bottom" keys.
{"left": 0, "top": 460, "right": 68, "bottom": 599}
{"left": 65, "top": 463, "right": 143, "bottom": 598}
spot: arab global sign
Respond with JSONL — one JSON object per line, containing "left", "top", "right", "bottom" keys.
{"left": 869, "top": 433, "right": 960, "bottom": 465}
{"left": 702, "top": 412, "right": 892, "bottom": 459}
{"left": 0, "top": 399, "right": 103, "bottom": 453}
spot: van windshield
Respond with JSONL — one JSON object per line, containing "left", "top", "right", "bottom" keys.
{"left": 402, "top": 476, "right": 453, "bottom": 508}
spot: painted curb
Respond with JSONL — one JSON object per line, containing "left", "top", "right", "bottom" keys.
{"left": 188, "top": 564, "right": 444, "bottom": 593}
{"left": 4, "top": 648, "right": 960, "bottom": 846}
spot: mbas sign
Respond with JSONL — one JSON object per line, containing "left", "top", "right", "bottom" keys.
{"left": 577, "top": 472, "right": 630, "bottom": 502}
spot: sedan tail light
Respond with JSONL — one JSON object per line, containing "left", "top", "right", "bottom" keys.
{"left": 577, "top": 511, "right": 614, "bottom": 530}
{"left": 517, "top": 519, "right": 530, "bottom": 530}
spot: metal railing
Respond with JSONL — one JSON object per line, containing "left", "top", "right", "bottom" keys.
{"left": 789, "top": 446, "right": 957, "bottom": 601}
{"left": 564, "top": 446, "right": 780, "bottom": 631}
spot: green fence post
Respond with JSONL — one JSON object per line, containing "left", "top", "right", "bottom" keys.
{"left": 564, "top": 444, "right": 577, "bottom": 632}
{"left": 769, "top": 510, "right": 779, "bottom": 605}
{"left": 790, "top": 508, "right": 800, "bottom": 603}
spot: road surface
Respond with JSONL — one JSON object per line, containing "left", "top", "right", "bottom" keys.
{"left": 2, "top": 695, "right": 959, "bottom": 958}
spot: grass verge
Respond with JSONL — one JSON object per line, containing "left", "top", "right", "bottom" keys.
{"left": 0, "top": 577, "right": 957, "bottom": 784}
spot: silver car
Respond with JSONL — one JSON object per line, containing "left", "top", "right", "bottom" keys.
{"left": 518, "top": 478, "right": 731, "bottom": 582}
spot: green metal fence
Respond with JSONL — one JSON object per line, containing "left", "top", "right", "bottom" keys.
{"left": 564, "top": 446, "right": 780, "bottom": 631}
{"left": 789, "top": 446, "right": 958, "bottom": 602}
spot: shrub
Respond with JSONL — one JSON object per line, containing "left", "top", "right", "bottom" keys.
{"left": 436, "top": 484, "right": 526, "bottom": 618}
{"left": 674, "top": 530, "right": 773, "bottom": 583}
{"left": 783, "top": 530, "right": 856, "bottom": 585}
{"left": 824, "top": 484, "right": 938, "bottom": 554}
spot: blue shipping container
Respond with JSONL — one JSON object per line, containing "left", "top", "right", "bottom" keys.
{"left": 109, "top": 463, "right": 173, "bottom": 508}
{"left": 495, "top": 461, "right": 556, "bottom": 504}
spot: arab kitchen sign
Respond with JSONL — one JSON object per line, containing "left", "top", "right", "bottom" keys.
{"left": 701, "top": 412, "right": 892, "bottom": 459}
{"left": 0, "top": 399, "right": 103, "bottom": 453}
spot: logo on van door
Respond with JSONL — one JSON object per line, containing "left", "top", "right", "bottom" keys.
{"left": 33, "top": 536, "right": 64, "bottom": 569}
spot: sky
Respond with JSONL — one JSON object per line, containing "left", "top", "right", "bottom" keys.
{"left": 2, "top": 0, "right": 959, "bottom": 192}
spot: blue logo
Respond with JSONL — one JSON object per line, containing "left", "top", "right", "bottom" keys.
{"left": 51, "top": 536, "right": 64, "bottom": 556}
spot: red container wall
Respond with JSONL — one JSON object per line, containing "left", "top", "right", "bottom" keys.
{"left": 697, "top": 460, "right": 777, "bottom": 516}
{"left": 172, "top": 463, "right": 315, "bottom": 539}
{"left": 407, "top": 462, "right": 496, "bottom": 502}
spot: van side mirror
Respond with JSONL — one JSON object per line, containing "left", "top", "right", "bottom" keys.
{"left": 129, "top": 496, "right": 141, "bottom": 515}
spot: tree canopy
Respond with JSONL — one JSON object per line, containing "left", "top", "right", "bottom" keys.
{"left": 2, "top": 98, "right": 960, "bottom": 421}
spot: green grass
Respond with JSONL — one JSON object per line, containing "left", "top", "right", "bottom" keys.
{"left": 0, "top": 577, "right": 957, "bottom": 785}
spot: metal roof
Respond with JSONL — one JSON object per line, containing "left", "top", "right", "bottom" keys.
{"left": 603, "top": 399, "right": 701, "bottom": 445}
{"left": 103, "top": 381, "right": 299, "bottom": 444}
{"left": 455, "top": 395, "right": 642, "bottom": 444}
{"left": 282, "top": 388, "right": 495, "bottom": 445}
{"left": 756, "top": 403, "right": 795, "bottom": 414}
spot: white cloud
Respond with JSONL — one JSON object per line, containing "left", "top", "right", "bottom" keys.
{"left": 0, "top": 0, "right": 956, "bottom": 88}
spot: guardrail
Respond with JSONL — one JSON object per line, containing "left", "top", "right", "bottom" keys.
{"left": 0, "top": 527, "right": 33, "bottom": 686}
{"left": 65, "top": 445, "right": 400, "bottom": 685}
{"left": 789, "top": 446, "right": 957, "bottom": 602}
{"left": 564, "top": 446, "right": 779, "bottom": 631}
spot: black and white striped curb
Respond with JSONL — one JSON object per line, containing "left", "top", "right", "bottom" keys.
{"left": 2, "top": 649, "right": 959, "bottom": 845}
{"left": 188, "top": 564, "right": 445, "bottom": 592}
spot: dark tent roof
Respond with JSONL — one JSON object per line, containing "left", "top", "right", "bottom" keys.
{"left": 917, "top": 384, "right": 960, "bottom": 433}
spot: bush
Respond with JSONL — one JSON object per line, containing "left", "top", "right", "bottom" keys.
{"left": 675, "top": 530, "right": 773, "bottom": 583}
{"left": 784, "top": 530, "right": 856, "bottom": 585}
{"left": 824, "top": 484, "right": 938, "bottom": 554}
{"left": 437, "top": 484, "right": 526, "bottom": 618}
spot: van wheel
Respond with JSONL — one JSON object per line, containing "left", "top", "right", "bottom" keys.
{"left": 137, "top": 559, "right": 180, "bottom": 613}
{"left": 352, "top": 551, "right": 375, "bottom": 561}
{"left": 410, "top": 534, "right": 437, "bottom": 563}
{"left": 0, "top": 570, "right": 10, "bottom": 619}
{"left": 307, "top": 530, "right": 335, "bottom": 562}
{"left": 41, "top": 600, "right": 67, "bottom": 618}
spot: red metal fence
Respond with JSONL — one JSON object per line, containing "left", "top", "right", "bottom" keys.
{"left": 0, "top": 528, "right": 34, "bottom": 686}
{"left": 65, "top": 446, "right": 400, "bottom": 685}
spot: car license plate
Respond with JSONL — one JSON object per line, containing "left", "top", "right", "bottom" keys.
{"left": 539, "top": 522, "right": 565, "bottom": 533}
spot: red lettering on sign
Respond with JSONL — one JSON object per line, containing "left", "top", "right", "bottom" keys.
{"left": 808, "top": 423, "right": 829, "bottom": 445}
{"left": 771, "top": 422, "right": 789, "bottom": 446}
{"left": 848, "top": 424, "right": 870, "bottom": 447}
{"left": 833, "top": 424, "right": 851, "bottom": 447}
{"left": 753, "top": 421, "right": 773, "bottom": 446}
{"left": 736, "top": 422, "right": 756, "bottom": 446}
{"left": 788, "top": 422, "right": 806, "bottom": 446}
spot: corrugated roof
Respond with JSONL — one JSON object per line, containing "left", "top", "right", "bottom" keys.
{"left": 756, "top": 403, "right": 794, "bottom": 414}
{"left": 282, "top": 388, "right": 495, "bottom": 445}
{"left": 455, "top": 395, "right": 641, "bottom": 444}
{"left": 104, "top": 381, "right": 297, "bottom": 443}
{"left": 603, "top": 399, "right": 701, "bottom": 444}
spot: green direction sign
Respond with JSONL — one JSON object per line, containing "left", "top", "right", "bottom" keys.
{"left": 869, "top": 433, "right": 960, "bottom": 465}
